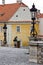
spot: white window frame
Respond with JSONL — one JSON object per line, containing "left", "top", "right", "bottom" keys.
{"left": 0, "top": 26, "right": 2, "bottom": 32}
{"left": 16, "top": 26, "right": 21, "bottom": 32}
{"left": 0, "top": 40, "right": 2, "bottom": 46}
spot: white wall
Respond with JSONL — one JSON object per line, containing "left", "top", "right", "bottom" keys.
{"left": 9, "top": 7, "right": 31, "bottom": 21}
{"left": 39, "top": 18, "right": 43, "bottom": 35}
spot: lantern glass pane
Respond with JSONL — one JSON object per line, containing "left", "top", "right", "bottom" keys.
{"left": 3, "top": 29, "right": 7, "bottom": 32}
{"left": 31, "top": 12, "right": 35, "bottom": 18}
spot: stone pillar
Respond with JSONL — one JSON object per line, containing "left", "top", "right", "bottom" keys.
{"left": 29, "top": 41, "right": 43, "bottom": 63}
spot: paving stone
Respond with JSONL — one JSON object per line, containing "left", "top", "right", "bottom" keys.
{"left": 0, "top": 47, "right": 41, "bottom": 65}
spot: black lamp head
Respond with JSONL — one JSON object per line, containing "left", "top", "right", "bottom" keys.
{"left": 3, "top": 24, "right": 7, "bottom": 29}
{"left": 30, "top": 3, "right": 37, "bottom": 12}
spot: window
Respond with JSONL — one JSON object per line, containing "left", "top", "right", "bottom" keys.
{"left": 23, "top": 9, "right": 25, "bottom": 11}
{"left": 16, "top": 15, "right": 18, "bottom": 17}
{"left": 0, "top": 40, "right": 2, "bottom": 46}
{"left": 16, "top": 26, "right": 20, "bottom": 32}
{"left": 0, "top": 13, "right": 5, "bottom": 16}
{"left": 0, "top": 26, "right": 2, "bottom": 32}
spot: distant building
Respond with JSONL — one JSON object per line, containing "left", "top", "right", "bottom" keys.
{"left": 0, "top": 0, "right": 42, "bottom": 47}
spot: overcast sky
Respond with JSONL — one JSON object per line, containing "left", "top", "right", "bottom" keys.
{"left": 0, "top": 0, "right": 43, "bottom": 13}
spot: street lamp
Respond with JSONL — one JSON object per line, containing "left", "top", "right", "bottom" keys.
{"left": 3, "top": 24, "right": 7, "bottom": 45}
{"left": 30, "top": 3, "right": 37, "bottom": 37}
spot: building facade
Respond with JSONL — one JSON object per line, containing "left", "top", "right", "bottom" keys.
{"left": 0, "top": 0, "right": 42, "bottom": 47}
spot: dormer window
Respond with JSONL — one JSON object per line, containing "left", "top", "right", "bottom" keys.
{"left": 16, "top": 15, "right": 18, "bottom": 17}
{"left": 0, "top": 13, "right": 4, "bottom": 16}
{"left": 23, "top": 9, "right": 25, "bottom": 11}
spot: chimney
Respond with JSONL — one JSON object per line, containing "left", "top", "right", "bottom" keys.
{"left": 17, "top": 0, "right": 22, "bottom": 3}
{"left": 2, "top": 0, "right": 5, "bottom": 5}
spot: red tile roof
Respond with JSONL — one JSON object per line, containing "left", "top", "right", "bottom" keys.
{"left": 39, "top": 14, "right": 43, "bottom": 18}
{"left": 38, "top": 35, "right": 43, "bottom": 37}
{"left": 0, "top": 2, "right": 43, "bottom": 23}
{"left": 0, "top": 2, "right": 27, "bottom": 22}
{"left": 37, "top": 13, "right": 43, "bottom": 18}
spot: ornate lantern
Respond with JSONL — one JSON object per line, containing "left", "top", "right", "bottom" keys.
{"left": 30, "top": 3, "right": 37, "bottom": 37}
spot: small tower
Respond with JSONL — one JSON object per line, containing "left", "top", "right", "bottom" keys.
{"left": 17, "top": 0, "right": 22, "bottom": 3}
{"left": 2, "top": 0, "right": 5, "bottom": 5}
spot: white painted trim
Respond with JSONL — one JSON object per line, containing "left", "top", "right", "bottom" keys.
{"left": 0, "top": 26, "right": 3, "bottom": 32}
{"left": 0, "top": 40, "right": 3, "bottom": 46}
{"left": 0, "top": 21, "right": 39, "bottom": 25}
{"left": 7, "top": 25, "right": 12, "bottom": 46}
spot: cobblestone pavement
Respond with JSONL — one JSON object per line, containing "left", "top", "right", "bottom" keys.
{"left": 0, "top": 47, "right": 42, "bottom": 65}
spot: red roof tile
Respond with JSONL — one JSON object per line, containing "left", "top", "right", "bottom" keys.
{"left": 37, "top": 13, "right": 43, "bottom": 18}
{"left": 38, "top": 35, "right": 43, "bottom": 37}
{"left": 0, "top": 2, "right": 27, "bottom": 22}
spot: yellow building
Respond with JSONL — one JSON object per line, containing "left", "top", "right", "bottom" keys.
{"left": 0, "top": 0, "right": 40, "bottom": 47}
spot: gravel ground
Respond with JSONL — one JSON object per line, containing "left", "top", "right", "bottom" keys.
{"left": 0, "top": 47, "right": 42, "bottom": 65}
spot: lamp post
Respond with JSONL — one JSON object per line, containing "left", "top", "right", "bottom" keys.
{"left": 30, "top": 3, "right": 37, "bottom": 37}
{"left": 3, "top": 24, "right": 7, "bottom": 45}
{"left": 29, "top": 3, "right": 43, "bottom": 64}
